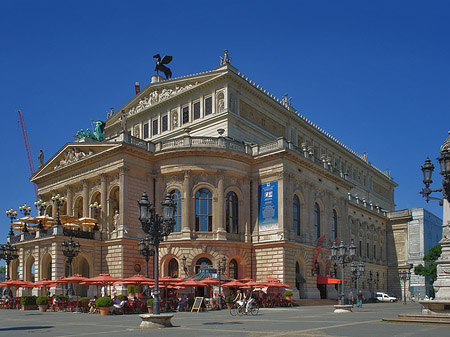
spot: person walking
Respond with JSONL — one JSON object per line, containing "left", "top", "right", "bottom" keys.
{"left": 348, "top": 291, "right": 354, "bottom": 305}
{"left": 357, "top": 290, "right": 364, "bottom": 308}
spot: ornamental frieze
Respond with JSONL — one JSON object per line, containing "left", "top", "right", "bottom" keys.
{"left": 54, "top": 148, "right": 94, "bottom": 170}
{"left": 126, "top": 82, "right": 198, "bottom": 116}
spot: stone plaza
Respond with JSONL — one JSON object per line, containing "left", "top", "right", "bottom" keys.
{"left": 0, "top": 303, "right": 448, "bottom": 337}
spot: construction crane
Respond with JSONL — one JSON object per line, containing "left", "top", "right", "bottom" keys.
{"left": 18, "top": 110, "right": 38, "bottom": 200}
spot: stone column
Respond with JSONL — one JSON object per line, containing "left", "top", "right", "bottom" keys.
{"left": 82, "top": 179, "right": 89, "bottom": 217}
{"left": 215, "top": 171, "right": 226, "bottom": 239}
{"left": 119, "top": 166, "right": 128, "bottom": 237}
{"left": 182, "top": 170, "right": 192, "bottom": 238}
{"left": 100, "top": 173, "right": 107, "bottom": 234}
{"left": 66, "top": 185, "right": 73, "bottom": 216}
{"left": 278, "top": 171, "right": 286, "bottom": 236}
{"left": 243, "top": 177, "right": 251, "bottom": 242}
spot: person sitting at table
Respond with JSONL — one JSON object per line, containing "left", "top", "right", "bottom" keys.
{"left": 111, "top": 296, "right": 126, "bottom": 314}
{"left": 52, "top": 296, "right": 61, "bottom": 305}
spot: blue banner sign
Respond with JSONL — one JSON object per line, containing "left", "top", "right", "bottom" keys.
{"left": 258, "top": 181, "right": 278, "bottom": 231}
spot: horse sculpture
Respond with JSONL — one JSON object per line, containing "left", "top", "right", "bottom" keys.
{"left": 153, "top": 54, "right": 173, "bottom": 79}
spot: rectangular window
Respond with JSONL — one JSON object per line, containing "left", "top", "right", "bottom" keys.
{"left": 161, "top": 115, "right": 168, "bottom": 132}
{"left": 193, "top": 101, "right": 200, "bottom": 120}
{"left": 143, "top": 123, "right": 149, "bottom": 139}
{"left": 367, "top": 242, "right": 370, "bottom": 259}
{"left": 359, "top": 241, "right": 362, "bottom": 257}
{"left": 152, "top": 119, "right": 158, "bottom": 136}
{"left": 182, "top": 106, "right": 189, "bottom": 124}
{"left": 205, "top": 96, "right": 212, "bottom": 115}
{"left": 373, "top": 245, "right": 376, "bottom": 260}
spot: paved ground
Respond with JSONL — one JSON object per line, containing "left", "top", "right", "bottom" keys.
{"left": 0, "top": 302, "right": 448, "bottom": 337}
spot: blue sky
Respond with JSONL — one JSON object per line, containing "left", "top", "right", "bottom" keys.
{"left": 1, "top": 1, "right": 449, "bottom": 253}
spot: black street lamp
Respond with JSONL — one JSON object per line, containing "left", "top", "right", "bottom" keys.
{"left": 34, "top": 199, "right": 47, "bottom": 230}
{"left": 398, "top": 267, "right": 412, "bottom": 304}
{"left": 138, "top": 235, "right": 154, "bottom": 296}
{"left": 0, "top": 242, "right": 19, "bottom": 296}
{"left": 137, "top": 192, "right": 176, "bottom": 315}
{"left": 5, "top": 208, "right": 18, "bottom": 236}
{"left": 330, "top": 240, "right": 356, "bottom": 305}
{"left": 420, "top": 132, "right": 450, "bottom": 205}
{"left": 350, "top": 261, "right": 365, "bottom": 298}
{"left": 19, "top": 204, "right": 32, "bottom": 233}
{"left": 89, "top": 202, "right": 102, "bottom": 231}
{"left": 217, "top": 256, "right": 227, "bottom": 310}
{"left": 52, "top": 194, "right": 65, "bottom": 229}
{"left": 61, "top": 236, "right": 80, "bottom": 296}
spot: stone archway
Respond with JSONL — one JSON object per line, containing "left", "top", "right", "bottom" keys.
{"left": 41, "top": 253, "right": 52, "bottom": 280}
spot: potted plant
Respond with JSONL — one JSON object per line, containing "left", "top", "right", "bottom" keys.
{"left": 284, "top": 290, "right": 293, "bottom": 301}
{"left": 79, "top": 297, "right": 90, "bottom": 302}
{"left": 96, "top": 296, "right": 114, "bottom": 316}
{"left": 147, "top": 298, "right": 154, "bottom": 313}
{"left": 21, "top": 295, "right": 37, "bottom": 310}
{"left": 225, "top": 295, "right": 234, "bottom": 309}
{"left": 135, "top": 285, "right": 143, "bottom": 295}
{"left": 36, "top": 296, "right": 50, "bottom": 312}
{"left": 127, "top": 285, "right": 135, "bottom": 297}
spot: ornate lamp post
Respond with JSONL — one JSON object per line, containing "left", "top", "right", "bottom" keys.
{"left": 217, "top": 256, "right": 227, "bottom": 310}
{"left": 34, "top": 199, "right": 47, "bottom": 230}
{"left": 350, "top": 261, "right": 365, "bottom": 298}
{"left": 89, "top": 202, "right": 102, "bottom": 231}
{"left": 137, "top": 192, "right": 176, "bottom": 315}
{"left": 330, "top": 240, "right": 356, "bottom": 305}
{"left": 5, "top": 208, "right": 18, "bottom": 236}
{"left": 419, "top": 132, "right": 450, "bottom": 301}
{"left": 0, "top": 242, "right": 19, "bottom": 296}
{"left": 19, "top": 204, "right": 32, "bottom": 233}
{"left": 52, "top": 194, "right": 65, "bottom": 230}
{"left": 398, "top": 270, "right": 411, "bottom": 304}
{"left": 138, "top": 235, "right": 154, "bottom": 296}
{"left": 61, "top": 236, "right": 80, "bottom": 296}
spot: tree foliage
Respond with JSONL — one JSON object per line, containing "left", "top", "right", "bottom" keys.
{"left": 0, "top": 266, "right": 5, "bottom": 275}
{"left": 414, "top": 245, "right": 442, "bottom": 283}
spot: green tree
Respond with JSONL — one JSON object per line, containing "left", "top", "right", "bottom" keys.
{"left": 414, "top": 245, "right": 442, "bottom": 283}
{"left": 0, "top": 266, "right": 5, "bottom": 280}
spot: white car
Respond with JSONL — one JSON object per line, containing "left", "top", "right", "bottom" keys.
{"left": 376, "top": 292, "right": 397, "bottom": 302}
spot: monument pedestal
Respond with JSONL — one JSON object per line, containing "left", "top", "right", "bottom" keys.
{"left": 139, "top": 313, "right": 174, "bottom": 329}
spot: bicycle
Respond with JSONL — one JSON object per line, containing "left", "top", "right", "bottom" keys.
{"left": 230, "top": 301, "right": 259, "bottom": 316}
{"left": 230, "top": 302, "right": 240, "bottom": 316}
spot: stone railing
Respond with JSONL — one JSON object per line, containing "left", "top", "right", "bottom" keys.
{"left": 348, "top": 193, "right": 388, "bottom": 216}
{"left": 156, "top": 136, "right": 247, "bottom": 153}
{"left": 63, "top": 228, "right": 95, "bottom": 240}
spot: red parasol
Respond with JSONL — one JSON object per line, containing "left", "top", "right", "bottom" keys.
{"left": 222, "top": 280, "right": 246, "bottom": 288}
{"left": 245, "top": 281, "right": 268, "bottom": 288}
{"left": 266, "top": 282, "right": 290, "bottom": 288}
{"left": 238, "top": 277, "right": 254, "bottom": 283}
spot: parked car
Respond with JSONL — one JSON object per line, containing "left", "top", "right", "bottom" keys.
{"left": 376, "top": 292, "right": 397, "bottom": 302}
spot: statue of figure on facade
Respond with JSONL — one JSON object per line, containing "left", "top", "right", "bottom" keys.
{"left": 121, "top": 110, "right": 127, "bottom": 133}
{"left": 153, "top": 54, "right": 173, "bottom": 79}
{"left": 93, "top": 120, "right": 105, "bottom": 141}
{"left": 38, "top": 149, "right": 44, "bottom": 168}
{"left": 220, "top": 49, "right": 232, "bottom": 65}
{"left": 113, "top": 210, "right": 120, "bottom": 231}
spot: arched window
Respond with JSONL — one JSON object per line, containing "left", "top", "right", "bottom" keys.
{"left": 168, "top": 258, "right": 179, "bottom": 278}
{"left": 195, "top": 257, "right": 212, "bottom": 274}
{"left": 195, "top": 188, "right": 212, "bottom": 232}
{"left": 332, "top": 209, "right": 338, "bottom": 240}
{"left": 170, "top": 189, "right": 182, "bottom": 232}
{"left": 314, "top": 203, "right": 321, "bottom": 239}
{"left": 293, "top": 195, "right": 301, "bottom": 236}
{"left": 229, "top": 259, "right": 238, "bottom": 279}
{"left": 226, "top": 191, "right": 239, "bottom": 234}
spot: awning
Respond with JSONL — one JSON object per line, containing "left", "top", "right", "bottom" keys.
{"left": 317, "top": 275, "right": 347, "bottom": 284}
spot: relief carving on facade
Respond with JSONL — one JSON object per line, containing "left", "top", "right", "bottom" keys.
{"left": 54, "top": 148, "right": 94, "bottom": 170}
{"left": 126, "top": 83, "right": 198, "bottom": 117}
{"left": 216, "top": 91, "right": 225, "bottom": 113}
{"left": 166, "top": 174, "right": 184, "bottom": 185}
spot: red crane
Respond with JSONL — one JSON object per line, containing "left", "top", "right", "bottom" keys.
{"left": 18, "top": 110, "right": 38, "bottom": 200}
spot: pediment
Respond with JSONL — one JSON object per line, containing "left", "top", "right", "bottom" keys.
{"left": 31, "top": 142, "right": 122, "bottom": 180}
{"left": 106, "top": 70, "right": 226, "bottom": 127}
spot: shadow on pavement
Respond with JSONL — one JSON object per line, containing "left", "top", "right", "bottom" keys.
{"left": 0, "top": 326, "right": 53, "bottom": 331}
